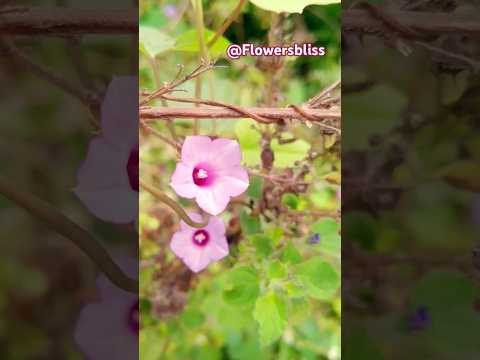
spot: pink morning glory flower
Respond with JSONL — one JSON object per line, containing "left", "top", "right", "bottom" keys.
{"left": 170, "top": 136, "right": 249, "bottom": 215}
{"left": 75, "top": 254, "right": 138, "bottom": 359}
{"left": 170, "top": 213, "right": 229, "bottom": 273}
{"left": 74, "top": 76, "right": 138, "bottom": 229}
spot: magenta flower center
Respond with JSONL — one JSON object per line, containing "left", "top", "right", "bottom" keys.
{"left": 127, "top": 146, "right": 139, "bottom": 192}
{"left": 127, "top": 300, "right": 139, "bottom": 335}
{"left": 192, "top": 229, "right": 210, "bottom": 247}
{"left": 192, "top": 164, "right": 214, "bottom": 187}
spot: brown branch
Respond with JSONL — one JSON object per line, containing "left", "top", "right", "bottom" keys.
{"left": 1, "top": 37, "right": 98, "bottom": 107}
{"left": 0, "top": 176, "right": 138, "bottom": 293}
{"left": 140, "top": 106, "right": 340, "bottom": 122}
{"left": 343, "top": 9, "right": 480, "bottom": 37}
{"left": 0, "top": 7, "right": 136, "bottom": 35}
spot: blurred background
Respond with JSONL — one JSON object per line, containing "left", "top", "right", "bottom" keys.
{"left": 0, "top": 0, "right": 137, "bottom": 358}
{"left": 342, "top": 0, "right": 480, "bottom": 359}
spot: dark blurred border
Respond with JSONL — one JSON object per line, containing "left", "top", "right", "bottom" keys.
{"left": 342, "top": 2, "right": 480, "bottom": 359}
{"left": 0, "top": 1, "right": 138, "bottom": 359}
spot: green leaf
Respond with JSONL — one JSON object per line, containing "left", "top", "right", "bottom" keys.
{"left": 440, "top": 71, "right": 469, "bottom": 105}
{"left": 343, "top": 84, "right": 407, "bottom": 150}
{"left": 311, "top": 218, "right": 341, "bottom": 255}
{"left": 181, "top": 308, "right": 205, "bottom": 327}
{"left": 294, "top": 257, "right": 339, "bottom": 300}
{"left": 438, "top": 160, "right": 480, "bottom": 192}
{"left": 267, "top": 227, "right": 284, "bottom": 246}
{"left": 174, "top": 29, "right": 231, "bottom": 58}
{"left": 247, "top": 176, "right": 264, "bottom": 200}
{"left": 240, "top": 209, "right": 261, "bottom": 235}
{"left": 282, "top": 193, "right": 299, "bottom": 209}
{"left": 235, "top": 120, "right": 261, "bottom": 166}
{"left": 249, "top": 0, "right": 340, "bottom": 14}
{"left": 267, "top": 260, "right": 287, "bottom": 279}
{"left": 253, "top": 292, "right": 287, "bottom": 345}
{"left": 223, "top": 266, "right": 260, "bottom": 307}
{"left": 139, "top": 26, "right": 175, "bottom": 57}
{"left": 285, "top": 281, "right": 306, "bottom": 298}
{"left": 281, "top": 241, "right": 302, "bottom": 264}
{"left": 250, "top": 234, "right": 273, "bottom": 257}
{"left": 271, "top": 138, "right": 310, "bottom": 168}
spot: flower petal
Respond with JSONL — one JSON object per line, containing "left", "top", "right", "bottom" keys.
{"left": 182, "top": 247, "right": 211, "bottom": 273}
{"left": 75, "top": 299, "right": 138, "bottom": 359}
{"left": 101, "top": 76, "right": 138, "bottom": 148}
{"left": 215, "top": 166, "right": 249, "bottom": 197}
{"left": 181, "top": 136, "right": 212, "bottom": 166}
{"left": 74, "top": 138, "right": 137, "bottom": 223}
{"left": 195, "top": 187, "right": 230, "bottom": 216}
{"left": 170, "top": 231, "right": 193, "bottom": 259}
{"left": 209, "top": 138, "right": 242, "bottom": 169}
{"left": 207, "top": 236, "right": 229, "bottom": 262}
{"left": 205, "top": 216, "right": 226, "bottom": 237}
{"left": 76, "top": 137, "right": 130, "bottom": 189}
{"left": 170, "top": 163, "right": 197, "bottom": 198}
{"left": 74, "top": 187, "right": 138, "bottom": 224}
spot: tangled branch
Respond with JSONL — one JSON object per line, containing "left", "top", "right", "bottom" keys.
{"left": 0, "top": 7, "right": 136, "bottom": 35}
{"left": 140, "top": 105, "right": 339, "bottom": 123}
{"left": 343, "top": 8, "right": 480, "bottom": 37}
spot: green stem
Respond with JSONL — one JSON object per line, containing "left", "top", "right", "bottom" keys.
{"left": 192, "top": 0, "right": 209, "bottom": 135}
{"left": 0, "top": 176, "right": 138, "bottom": 293}
{"left": 140, "top": 180, "right": 209, "bottom": 228}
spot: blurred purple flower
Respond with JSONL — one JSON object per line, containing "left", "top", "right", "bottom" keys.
{"left": 75, "top": 255, "right": 138, "bottom": 359}
{"left": 170, "top": 136, "right": 249, "bottom": 215}
{"left": 170, "top": 212, "right": 229, "bottom": 273}
{"left": 74, "top": 76, "right": 138, "bottom": 229}
{"left": 309, "top": 233, "right": 321, "bottom": 244}
{"left": 163, "top": 4, "right": 177, "bottom": 18}
{"left": 407, "top": 306, "right": 430, "bottom": 331}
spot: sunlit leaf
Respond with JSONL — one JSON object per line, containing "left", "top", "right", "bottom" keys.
{"left": 253, "top": 291, "right": 287, "bottom": 345}
{"left": 438, "top": 160, "right": 480, "bottom": 192}
{"left": 249, "top": 0, "right": 339, "bottom": 14}
{"left": 174, "top": 29, "right": 231, "bottom": 58}
{"left": 271, "top": 138, "right": 310, "bottom": 168}
{"left": 294, "top": 257, "right": 339, "bottom": 300}
{"left": 224, "top": 266, "right": 260, "bottom": 307}
{"left": 139, "top": 26, "right": 175, "bottom": 57}
{"left": 235, "top": 120, "right": 262, "bottom": 166}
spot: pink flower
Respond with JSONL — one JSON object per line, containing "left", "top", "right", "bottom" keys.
{"left": 170, "top": 213, "right": 229, "bottom": 272}
{"left": 75, "top": 254, "right": 138, "bottom": 359}
{"left": 74, "top": 76, "right": 138, "bottom": 229}
{"left": 170, "top": 136, "right": 249, "bottom": 215}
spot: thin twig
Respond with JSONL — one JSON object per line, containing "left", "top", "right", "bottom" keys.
{"left": 140, "top": 121, "right": 181, "bottom": 153}
{"left": 289, "top": 105, "right": 341, "bottom": 134}
{"left": 207, "top": 0, "right": 246, "bottom": 48}
{"left": 1, "top": 37, "right": 98, "bottom": 108}
{"left": 343, "top": 8, "right": 480, "bottom": 37}
{"left": 415, "top": 40, "right": 480, "bottom": 73}
{"left": 139, "top": 61, "right": 215, "bottom": 106}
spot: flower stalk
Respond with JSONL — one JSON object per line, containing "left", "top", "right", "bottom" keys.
{"left": 139, "top": 180, "right": 209, "bottom": 228}
{"left": 0, "top": 176, "right": 138, "bottom": 293}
